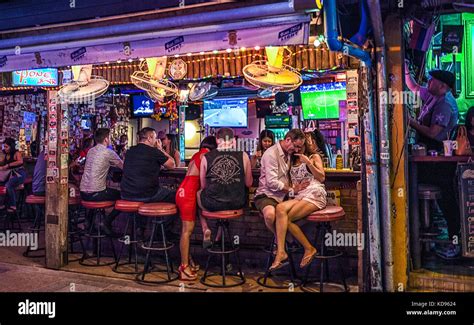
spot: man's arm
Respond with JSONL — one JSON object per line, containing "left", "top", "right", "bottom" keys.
{"left": 242, "top": 152, "right": 253, "bottom": 187}
{"left": 200, "top": 156, "right": 207, "bottom": 189}
{"left": 109, "top": 151, "right": 124, "bottom": 170}
{"left": 159, "top": 149, "right": 176, "bottom": 170}
{"left": 405, "top": 60, "right": 420, "bottom": 93}
{"left": 409, "top": 119, "right": 445, "bottom": 140}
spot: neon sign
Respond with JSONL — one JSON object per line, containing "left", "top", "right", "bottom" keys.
{"left": 12, "top": 68, "right": 58, "bottom": 86}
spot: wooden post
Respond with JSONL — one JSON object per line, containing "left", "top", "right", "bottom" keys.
{"left": 45, "top": 91, "right": 69, "bottom": 269}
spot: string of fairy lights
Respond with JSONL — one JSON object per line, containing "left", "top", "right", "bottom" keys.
{"left": 0, "top": 45, "right": 353, "bottom": 91}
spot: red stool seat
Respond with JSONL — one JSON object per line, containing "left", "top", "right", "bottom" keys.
{"left": 138, "top": 203, "right": 177, "bottom": 217}
{"left": 306, "top": 206, "right": 345, "bottom": 222}
{"left": 81, "top": 200, "right": 115, "bottom": 209}
{"left": 0, "top": 186, "right": 5, "bottom": 195}
{"left": 26, "top": 195, "right": 46, "bottom": 205}
{"left": 68, "top": 196, "right": 81, "bottom": 206}
{"left": 115, "top": 200, "right": 144, "bottom": 213}
{"left": 201, "top": 209, "right": 244, "bottom": 220}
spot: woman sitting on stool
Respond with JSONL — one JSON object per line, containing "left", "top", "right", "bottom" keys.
{"left": 270, "top": 132, "right": 327, "bottom": 271}
{"left": 0, "top": 137, "right": 26, "bottom": 213}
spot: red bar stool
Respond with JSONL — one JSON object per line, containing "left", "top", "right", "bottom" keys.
{"left": 136, "top": 202, "right": 179, "bottom": 284}
{"left": 301, "top": 206, "right": 349, "bottom": 293}
{"left": 200, "top": 209, "right": 245, "bottom": 288}
{"left": 23, "top": 195, "right": 46, "bottom": 258}
{"left": 113, "top": 200, "right": 144, "bottom": 274}
{"left": 79, "top": 200, "right": 117, "bottom": 267}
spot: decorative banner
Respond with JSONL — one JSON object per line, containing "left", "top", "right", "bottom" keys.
{"left": 12, "top": 68, "right": 58, "bottom": 86}
{"left": 0, "top": 22, "right": 309, "bottom": 72}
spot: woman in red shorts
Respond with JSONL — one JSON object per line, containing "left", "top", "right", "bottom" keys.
{"left": 176, "top": 136, "right": 217, "bottom": 280}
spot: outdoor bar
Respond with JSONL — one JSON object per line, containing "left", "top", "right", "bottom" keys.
{"left": 0, "top": 0, "right": 473, "bottom": 306}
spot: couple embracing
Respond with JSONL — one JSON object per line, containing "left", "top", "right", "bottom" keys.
{"left": 254, "top": 129, "right": 327, "bottom": 271}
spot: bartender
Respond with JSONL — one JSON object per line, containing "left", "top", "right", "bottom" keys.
{"left": 405, "top": 65, "right": 458, "bottom": 150}
{"left": 405, "top": 64, "right": 460, "bottom": 259}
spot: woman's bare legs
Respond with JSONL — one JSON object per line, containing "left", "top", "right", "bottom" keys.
{"left": 270, "top": 200, "right": 298, "bottom": 269}
{"left": 180, "top": 220, "right": 195, "bottom": 266}
{"left": 286, "top": 200, "right": 320, "bottom": 267}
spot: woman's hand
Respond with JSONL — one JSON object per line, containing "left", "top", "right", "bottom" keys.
{"left": 294, "top": 153, "right": 311, "bottom": 165}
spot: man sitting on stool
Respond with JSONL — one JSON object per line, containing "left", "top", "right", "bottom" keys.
{"left": 80, "top": 128, "right": 124, "bottom": 236}
{"left": 197, "top": 128, "right": 253, "bottom": 240}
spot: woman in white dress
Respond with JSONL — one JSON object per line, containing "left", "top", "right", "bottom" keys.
{"left": 270, "top": 131, "right": 327, "bottom": 270}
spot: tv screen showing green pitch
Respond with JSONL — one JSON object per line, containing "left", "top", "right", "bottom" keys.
{"left": 300, "top": 82, "right": 346, "bottom": 119}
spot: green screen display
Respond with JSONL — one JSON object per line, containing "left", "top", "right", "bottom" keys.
{"left": 300, "top": 82, "right": 346, "bottom": 119}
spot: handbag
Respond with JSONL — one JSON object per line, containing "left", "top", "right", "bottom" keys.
{"left": 454, "top": 125, "right": 472, "bottom": 156}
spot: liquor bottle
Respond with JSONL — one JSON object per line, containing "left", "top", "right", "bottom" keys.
{"left": 336, "top": 150, "right": 343, "bottom": 170}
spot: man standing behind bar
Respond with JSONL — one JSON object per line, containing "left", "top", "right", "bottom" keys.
{"left": 254, "top": 129, "right": 307, "bottom": 234}
{"left": 405, "top": 65, "right": 460, "bottom": 259}
{"left": 80, "top": 128, "right": 124, "bottom": 235}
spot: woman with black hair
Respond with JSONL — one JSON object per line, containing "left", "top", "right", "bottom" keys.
{"left": 162, "top": 133, "right": 181, "bottom": 167}
{"left": 251, "top": 129, "right": 275, "bottom": 169}
{"left": 0, "top": 138, "right": 25, "bottom": 212}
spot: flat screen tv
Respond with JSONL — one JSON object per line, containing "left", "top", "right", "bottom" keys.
{"left": 131, "top": 95, "right": 155, "bottom": 117}
{"left": 265, "top": 115, "right": 291, "bottom": 128}
{"left": 203, "top": 97, "right": 248, "bottom": 128}
{"left": 300, "top": 82, "right": 346, "bottom": 120}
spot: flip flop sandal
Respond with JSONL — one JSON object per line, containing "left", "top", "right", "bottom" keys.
{"left": 269, "top": 258, "right": 289, "bottom": 272}
{"left": 300, "top": 251, "right": 318, "bottom": 268}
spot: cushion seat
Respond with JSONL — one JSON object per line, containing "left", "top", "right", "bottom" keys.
{"left": 26, "top": 195, "right": 46, "bottom": 205}
{"left": 81, "top": 200, "right": 115, "bottom": 209}
{"left": 115, "top": 200, "right": 144, "bottom": 212}
{"left": 0, "top": 186, "right": 5, "bottom": 196}
{"left": 201, "top": 209, "right": 244, "bottom": 220}
{"left": 306, "top": 206, "right": 345, "bottom": 222}
{"left": 138, "top": 203, "right": 177, "bottom": 217}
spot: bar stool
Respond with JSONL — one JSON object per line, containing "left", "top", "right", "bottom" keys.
{"left": 23, "top": 195, "right": 46, "bottom": 258}
{"left": 67, "top": 196, "right": 86, "bottom": 263}
{"left": 80, "top": 200, "right": 117, "bottom": 267}
{"left": 418, "top": 184, "right": 442, "bottom": 252}
{"left": 301, "top": 206, "right": 349, "bottom": 293}
{"left": 200, "top": 209, "right": 245, "bottom": 288}
{"left": 257, "top": 236, "right": 301, "bottom": 289}
{"left": 136, "top": 202, "right": 179, "bottom": 284}
{"left": 113, "top": 200, "right": 144, "bottom": 274}
{"left": 0, "top": 185, "right": 22, "bottom": 231}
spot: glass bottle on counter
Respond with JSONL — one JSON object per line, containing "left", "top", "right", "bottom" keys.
{"left": 336, "top": 150, "right": 343, "bottom": 170}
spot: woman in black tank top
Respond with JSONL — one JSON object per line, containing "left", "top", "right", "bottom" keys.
{"left": 0, "top": 137, "right": 26, "bottom": 211}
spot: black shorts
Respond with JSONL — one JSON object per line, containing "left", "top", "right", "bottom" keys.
{"left": 200, "top": 192, "right": 244, "bottom": 212}
{"left": 254, "top": 194, "right": 279, "bottom": 212}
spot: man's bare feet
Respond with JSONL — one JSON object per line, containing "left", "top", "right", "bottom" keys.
{"left": 269, "top": 251, "right": 289, "bottom": 271}
{"left": 300, "top": 247, "right": 317, "bottom": 268}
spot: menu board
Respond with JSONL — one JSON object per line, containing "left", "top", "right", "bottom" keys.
{"left": 458, "top": 163, "right": 474, "bottom": 258}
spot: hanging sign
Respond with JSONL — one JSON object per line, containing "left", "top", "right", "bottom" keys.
{"left": 12, "top": 68, "right": 58, "bottom": 86}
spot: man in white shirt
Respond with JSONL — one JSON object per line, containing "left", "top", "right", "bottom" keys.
{"left": 254, "top": 129, "right": 308, "bottom": 234}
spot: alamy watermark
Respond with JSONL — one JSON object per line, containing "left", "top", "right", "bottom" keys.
{"left": 0, "top": 231, "right": 38, "bottom": 250}
{"left": 325, "top": 230, "right": 365, "bottom": 251}
{"left": 380, "top": 89, "right": 421, "bottom": 108}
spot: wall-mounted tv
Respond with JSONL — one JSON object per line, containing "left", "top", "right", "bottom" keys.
{"left": 265, "top": 115, "right": 291, "bottom": 128}
{"left": 203, "top": 97, "right": 248, "bottom": 128}
{"left": 131, "top": 95, "right": 155, "bottom": 117}
{"left": 300, "top": 82, "right": 346, "bottom": 120}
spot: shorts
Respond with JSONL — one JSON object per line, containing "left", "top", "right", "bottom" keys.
{"left": 254, "top": 194, "right": 279, "bottom": 212}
